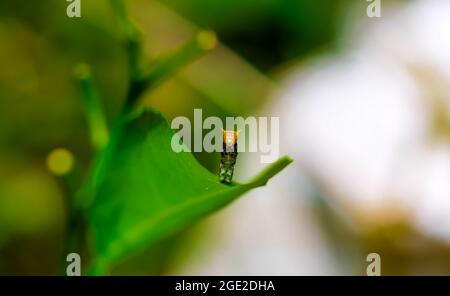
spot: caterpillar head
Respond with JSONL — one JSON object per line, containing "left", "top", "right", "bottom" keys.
{"left": 222, "top": 129, "right": 239, "bottom": 146}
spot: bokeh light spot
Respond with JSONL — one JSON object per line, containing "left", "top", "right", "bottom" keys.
{"left": 46, "top": 148, "right": 74, "bottom": 176}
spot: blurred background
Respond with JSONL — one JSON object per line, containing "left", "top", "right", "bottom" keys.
{"left": 1, "top": 0, "right": 450, "bottom": 275}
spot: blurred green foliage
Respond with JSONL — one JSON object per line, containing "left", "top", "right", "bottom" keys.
{"left": 165, "top": 0, "right": 347, "bottom": 70}
{"left": 0, "top": 0, "right": 347, "bottom": 275}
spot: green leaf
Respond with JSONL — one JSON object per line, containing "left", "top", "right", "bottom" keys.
{"left": 87, "top": 108, "right": 292, "bottom": 274}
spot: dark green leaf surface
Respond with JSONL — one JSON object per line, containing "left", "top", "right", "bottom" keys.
{"left": 87, "top": 108, "right": 292, "bottom": 274}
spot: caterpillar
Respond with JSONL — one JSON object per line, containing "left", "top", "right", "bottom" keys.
{"left": 219, "top": 130, "right": 239, "bottom": 184}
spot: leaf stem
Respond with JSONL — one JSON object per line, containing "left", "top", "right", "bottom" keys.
{"left": 144, "top": 31, "right": 218, "bottom": 92}
{"left": 110, "top": 1, "right": 218, "bottom": 114}
{"left": 74, "top": 64, "right": 109, "bottom": 151}
{"left": 123, "top": 31, "right": 218, "bottom": 112}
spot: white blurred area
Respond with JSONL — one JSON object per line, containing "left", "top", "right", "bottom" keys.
{"left": 277, "top": 0, "right": 450, "bottom": 241}
{"left": 174, "top": 0, "right": 450, "bottom": 275}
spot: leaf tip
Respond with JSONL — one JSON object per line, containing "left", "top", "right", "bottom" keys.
{"left": 248, "top": 155, "right": 293, "bottom": 187}
{"left": 73, "top": 63, "right": 91, "bottom": 81}
{"left": 196, "top": 30, "right": 218, "bottom": 51}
